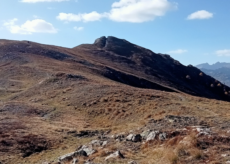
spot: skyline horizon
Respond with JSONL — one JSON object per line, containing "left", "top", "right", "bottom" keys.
{"left": 1, "top": 0, "right": 230, "bottom": 66}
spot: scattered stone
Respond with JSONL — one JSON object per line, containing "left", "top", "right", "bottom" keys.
{"left": 126, "top": 134, "right": 134, "bottom": 141}
{"left": 128, "top": 160, "right": 138, "bottom": 164}
{"left": 159, "top": 133, "right": 167, "bottom": 140}
{"left": 91, "top": 140, "right": 103, "bottom": 146}
{"left": 102, "top": 141, "right": 108, "bottom": 147}
{"left": 116, "top": 133, "right": 126, "bottom": 141}
{"left": 126, "top": 134, "right": 142, "bottom": 142}
{"left": 146, "top": 131, "right": 159, "bottom": 141}
{"left": 58, "top": 152, "right": 75, "bottom": 163}
{"left": 75, "top": 149, "right": 87, "bottom": 157}
{"left": 79, "top": 145, "right": 96, "bottom": 156}
{"left": 72, "top": 158, "right": 78, "bottom": 164}
{"left": 105, "top": 150, "right": 124, "bottom": 161}
{"left": 59, "top": 145, "right": 95, "bottom": 162}
{"left": 140, "top": 130, "right": 151, "bottom": 140}
{"left": 132, "top": 134, "right": 142, "bottom": 142}
{"left": 192, "top": 126, "right": 211, "bottom": 136}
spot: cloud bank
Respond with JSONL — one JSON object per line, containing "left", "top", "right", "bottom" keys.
{"left": 57, "top": 12, "right": 107, "bottom": 22}
{"left": 187, "top": 10, "right": 213, "bottom": 20}
{"left": 57, "top": 0, "right": 177, "bottom": 23}
{"left": 3, "top": 19, "right": 57, "bottom": 34}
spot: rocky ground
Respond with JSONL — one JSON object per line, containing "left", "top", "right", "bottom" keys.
{"left": 46, "top": 115, "right": 230, "bottom": 164}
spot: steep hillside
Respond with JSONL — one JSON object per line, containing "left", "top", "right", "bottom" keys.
{"left": 73, "top": 36, "right": 230, "bottom": 101}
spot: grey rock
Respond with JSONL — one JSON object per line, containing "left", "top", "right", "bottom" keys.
{"left": 105, "top": 150, "right": 124, "bottom": 161}
{"left": 132, "top": 134, "right": 142, "bottom": 142}
{"left": 116, "top": 133, "right": 126, "bottom": 141}
{"left": 102, "top": 141, "right": 108, "bottom": 147}
{"left": 126, "top": 134, "right": 134, "bottom": 141}
{"left": 128, "top": 161, "right": 138, "bottom": 164}
{"left": 58, "top": 152, "right": 75, "bottom": 162}
{"left": 91, "top": 140, "right": 103, "bottom": 146}
{"left": 159, "top": 133, "right": 167, "bottom": 140}
{"left": 194, "top": 126, "right": 211, "bottom": 136}
{"left": 146, "top": 131, "right": 159, "bottom": 141}
{"left": 80, "top": 145, "right": 96, "bottom": 156}
{"left": 72, "top": 158, "right": 78, "bottom": 164}
{"left": 126, "top": 134, "right": 142, "bottom": 142}
{"left": 75, "top": 149, "right": 87, "bottom": 157}
{"left": 140, "top": 130, "right": 151, "bottom": 140}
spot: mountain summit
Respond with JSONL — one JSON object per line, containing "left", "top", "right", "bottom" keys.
{"left": 0, "top": 36, "right": 229, "bottom": 101}
{"left": 74, "top": 36, "right": 230, "bottom": 101}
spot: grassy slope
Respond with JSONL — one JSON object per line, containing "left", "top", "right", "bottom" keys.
{"left": 0, "top": 41, "right": 230, "bottom": 163}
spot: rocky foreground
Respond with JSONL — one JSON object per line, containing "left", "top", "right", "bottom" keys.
{"left": 46, "top": 115, "right": 230, "bottom": 164}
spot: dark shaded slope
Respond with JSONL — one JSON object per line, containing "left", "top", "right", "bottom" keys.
{"left": 73, "top": 36, "right": 230, "bottom": 101}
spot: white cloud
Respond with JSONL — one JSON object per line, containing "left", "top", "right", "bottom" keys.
{"left": 57, "top": 0, "right": 176, "bottom": 23}
{"left": 187, "top": 10, "right": 213, "bottom": 20}
{"left": 168, "top": 49, "right": 188, "bottom": 54}
{"left": 73, "top": 26, "right": 84, "bottom": 31}
{"left": 3, "top": 18, "right": 57, "bottom": 34}
{"left": 21, "top": 0, "right": 69, "bottom": 3}
{"left": 108, "top": 0, "right": 177, "bottom": 23}
{"left": 216, "top": 49, "right": 230, "bottom": 57}
{"left": 57, "top": 11, "right": 106, "bottom": 22}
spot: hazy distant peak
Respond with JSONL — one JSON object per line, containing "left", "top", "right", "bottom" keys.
{"left": 196, "top": 62, "right": 230, "bottom": 70}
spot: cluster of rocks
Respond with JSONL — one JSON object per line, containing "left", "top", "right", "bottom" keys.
{"left": 58, "top": 143, "right": 102, "bottom": 164}
{"left": 57, "top": 116, "right": 213, "bottom": 164}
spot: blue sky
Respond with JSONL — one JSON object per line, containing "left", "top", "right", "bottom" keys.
{"left": 0, "top": 0, "right": 230, "bottom": 66}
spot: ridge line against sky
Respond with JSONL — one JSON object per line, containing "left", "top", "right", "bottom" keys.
{"left": 0, "top": 0, "right": 230, "bottom": 65}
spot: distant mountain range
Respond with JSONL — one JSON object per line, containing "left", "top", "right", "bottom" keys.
{"left": 196, "top": 62, "right": 230, "bottom": 70}
{"left": 196, "top": 62, "right": 230, "bottom": 87}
